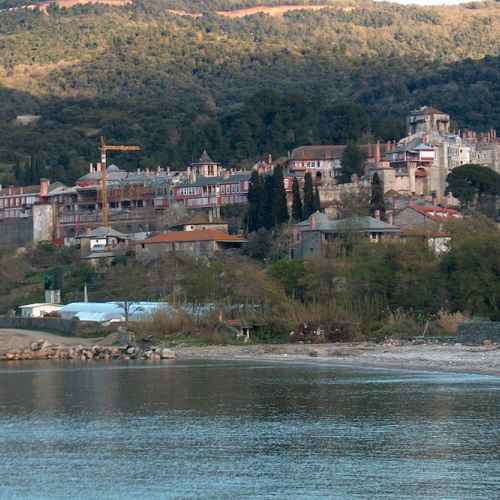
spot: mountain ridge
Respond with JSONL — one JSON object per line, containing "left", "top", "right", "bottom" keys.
{"left": 0, "top": 0, "right": 499, "bottom": 183}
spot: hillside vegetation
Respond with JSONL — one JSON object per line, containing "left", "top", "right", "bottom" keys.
{"left": 1, "top": 0, "right": 500, "bottom": 183}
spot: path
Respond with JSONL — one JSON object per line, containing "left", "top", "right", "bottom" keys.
{"left": 0, "top": 328, "right": 96, "bottom": 353}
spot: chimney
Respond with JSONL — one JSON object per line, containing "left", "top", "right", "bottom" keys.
{"left": 40, "top": 178, "right": 49, "bottom": 197}
{"left": 89, "top": 163, "right": 94, "bottom": 174}
{"left": 375, "top": 141, "right": 381, "bottom": 163}
{"left": 96, "top": 163, "right": 102, "bottom": 173}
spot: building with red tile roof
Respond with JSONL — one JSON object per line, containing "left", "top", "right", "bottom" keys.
{"left": 136, "top": 229, "right": 246, "bottom": 258}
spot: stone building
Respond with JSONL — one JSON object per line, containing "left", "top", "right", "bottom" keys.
{"left": 373, "top": 106, "right": 498, "bottom": 204}
{"left": 136, "top": 229, "right": 246, "bottom": 259}
{"left": 291, "top": 212, "right": 400, "bottom": 259}
{"left": 407, "top": 106, "right": 450, "bottom": 136}
{"left": 395, "top": 205, "right": 463, "bottom": 254}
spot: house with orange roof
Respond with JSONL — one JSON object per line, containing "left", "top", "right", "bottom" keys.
{"left": 135, "top": 229, "right": 246, "bottom": 259}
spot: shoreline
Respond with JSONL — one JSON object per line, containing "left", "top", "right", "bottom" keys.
{"left": 173, "top": 343, "right": 500, "bottom": 376}
{"left": 1, "top": 329, "right": 500, "bottom": 375}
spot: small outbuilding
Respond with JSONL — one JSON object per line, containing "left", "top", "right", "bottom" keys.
{"left": 18, "top": 303, "right": 62, "bottom": 318}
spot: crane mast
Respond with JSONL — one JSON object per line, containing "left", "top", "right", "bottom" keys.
{"left": 99, "top": 136, "right": 141, "bottom": 227}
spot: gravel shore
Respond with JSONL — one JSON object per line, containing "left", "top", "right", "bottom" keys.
{"left": 174, "top": 342, "right": 500, "bottom": 375}
{"left": 1, "top": 329, "right": 499, "bottom": 375}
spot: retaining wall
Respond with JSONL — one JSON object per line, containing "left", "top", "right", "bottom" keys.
{"left": 0, "top": 317, "right": 113, "bottom": 337}
{"left": 0, "top": 217, "right": 33, "bottom": 247}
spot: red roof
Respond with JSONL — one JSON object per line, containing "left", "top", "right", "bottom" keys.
{"left": 409, "top": 205, "right": 462, "bottom": 222}
{"left": 140, "top": 230, "right": 246, "bottom": 244}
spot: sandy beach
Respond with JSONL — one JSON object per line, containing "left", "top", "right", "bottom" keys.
{"left": 1, "top": 329, "right": 499, "bottom": 375}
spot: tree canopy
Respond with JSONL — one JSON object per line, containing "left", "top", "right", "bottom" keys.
{"left": 340, "top": 143, "right": 367, "bottom": 184}
{"left": 446, "top": 164, "right": 500, "bottom": 215}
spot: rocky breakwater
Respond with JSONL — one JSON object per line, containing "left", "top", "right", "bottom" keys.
{"left": 1, "top": 339, "right": 176, "bottom": 362}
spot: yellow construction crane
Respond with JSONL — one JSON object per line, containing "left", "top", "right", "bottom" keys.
{"left": 99, "top": 136, "right": 142, "bottom": 227}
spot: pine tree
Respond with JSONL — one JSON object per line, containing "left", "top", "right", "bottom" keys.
{"left": 370, "top": 172, "right": 386, "bottom": 220}
{"left": 291, "top": 177, "right": 303, "bottom": 222}
{"left": 262, "top": 174, "right": 275, "bottom": 230}
{"left": 13, "top": 159, "right": 22, "bottom": 185}
{"left": 303, "top": 172, "right": 315, "bottom": 219}
{"left": 272, "top": 165, "right": 289, "bottom": 226}
{"left": 247, "top": 170, "right": 262, "bottom": 233}
{"left": 313, "top": 186, "right": 321, "bottom": 213}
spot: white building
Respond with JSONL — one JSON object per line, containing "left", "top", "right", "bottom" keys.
{"left": 19, "top": 303, "right": 62, "bottom": 318}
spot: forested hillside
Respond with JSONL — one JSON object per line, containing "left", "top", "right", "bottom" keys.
{"left": 1, "top": 0, "right": 500, "bottom": 183}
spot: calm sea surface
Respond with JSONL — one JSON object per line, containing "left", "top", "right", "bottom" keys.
{"left": 0, "top": 359, "right": 499, "bottom": 499}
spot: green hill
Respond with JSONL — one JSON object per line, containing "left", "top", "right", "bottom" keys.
{"left": 1, "top": 0, "right": 500, "bottom": 183}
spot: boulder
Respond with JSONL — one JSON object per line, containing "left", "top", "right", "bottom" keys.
{"left": 160, "top": 348, "right": 176, "bottom": 360}
{"left": 39, "top": 340, "right": 51, "bottom": 351}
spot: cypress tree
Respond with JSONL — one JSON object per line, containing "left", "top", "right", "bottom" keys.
{"left": 247, "top": 170, "right": 262, "bottom": 233}
{"left": 272, "top": 165, "right": 289, "bottom": 226}
{"left": 291, "top": 177, "right": 303, "bottom": 222}
{"left": 13, "top": 159, "right": 22, "bottom": 185}
{"left": 340, "top": 142, "right": 366, "bottom": 184}
{"left": 303, "top": 172, "right": 315, "bottom": 219}
{"left": 262, "top": 174, "right": 275, "bottom": 229}
{"left": 370, "top": 172, "right": 386, "bottom": 220}
{"left": 313, "top": 186, "right": 321, "bottom": 213}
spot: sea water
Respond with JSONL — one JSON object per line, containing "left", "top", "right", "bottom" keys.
{"left": 0, "top": 360, "right": 499, "bottom": 499}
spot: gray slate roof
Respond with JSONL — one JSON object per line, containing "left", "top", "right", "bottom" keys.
{"left": 178, "top": 172, "right": 251, "bottom": 188}
{"left": 198, "top": 150, "right": 215, "bottom": 163}
{"left": 299, "top": 212, "right": 400, "bottom": 233}
{"left": 77, "top": 226, "right": 129, "bottom": 240}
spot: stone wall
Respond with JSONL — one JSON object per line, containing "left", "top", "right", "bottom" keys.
{"left": 457, "top": 321, "right": 500, "bottom": 345}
